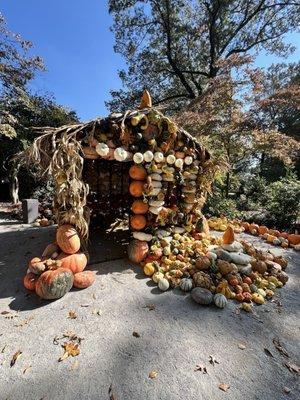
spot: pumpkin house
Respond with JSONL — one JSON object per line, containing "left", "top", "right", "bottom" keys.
{"left": 23, "top": 91, "right": 221, "bottom": 298}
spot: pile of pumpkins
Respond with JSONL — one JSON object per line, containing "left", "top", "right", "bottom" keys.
{"left": 23, "top": 224, "right": 95, "bottom": 300}
{"left": 128, "top": 226, "right": 289, "bottom": 311}
{"left": 208, "top": 217, "right": 300, "bottom": 250}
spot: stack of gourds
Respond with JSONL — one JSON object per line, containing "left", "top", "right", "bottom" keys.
{"left": 208, "top": 218, "right": 300, "bottom": 250}
{"left": 128, "top": 226, "right": 289, "bottom": 311}
{"left": 23, "top": 225, "right": 95, "bottom": 299}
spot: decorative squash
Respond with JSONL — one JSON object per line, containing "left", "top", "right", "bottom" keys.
{"left": 129, "top": 165, "right": 147, "bottom": 180}
{"left": 258, "top": 226, "right": 268, "bottom": 235}
{"left": 147, "top": 248, "right": 163, "bottom": 261}
{"left": 143, "top": 263, "right": 155, "bottom": 276}
{"left": 222, "top": 226, "right": 234, "bottom": 245}
{"left": 214, "top": 293, "right": 227, "bottom": 308}
{"left": 128, "top": 240, "right": 149, "bottom": 263}
{"left": 158, "top": 278, "right": 169, "bottom": 291}
{"left": 287, "top": 234, "right": 300, "bottom": 246}
{"left": 191, "top": 287, "right": 213, "bottom": 305}
{"left": 252, "top": 293, "right": 265, "bottom": 305}
{"left": 243, "top": 292, "right": 252, "bottom": 302}
{"left": 241, "top": 222, "right": 250, "bottom": 231}
{"left": 28, "top": 257, "right": 46, "bottom": 275}
{"left": 132, "top": 231, "right": 153, "bottom": 241}
{"left": 180, "top": 278, "right": 193, "bottom": 292}
{"left": 23, "top": 273, "right": 39, "bottom": 291}
{"left": 152, "top": 271, "right": 164, "bottom": 283}
{"left": 130, "top": 215, "right": 147, "bottom": 230}
{"left": 269, "top": 229, "right": 281, "bottom": 237}
{"left": 57, "top": 252, "right": 87, "bottom": 274}
{"left": 35, "top": 268, "right": 74, "bottom": 300}
{"left": 131, "top": 200, "right": 149, "bottom": 214}
{"left": 216, "top": 260, "right": 233, "bottom": 276}
{"left": 266, "top": 234, "right": 276, "bottom": 243}
{"left": 73, "top": 271, "right": 95, "bottom": 289}
{"left": 195, "top": 255, "right": 211, "bottom": 270}
{"left": 56, "top": 225, "right": 81, "bottom": 254}
{"left": 250, "top": 223, "right": 259, "bottom": 232}
{"left": 251, "top": 260, "right": 267, "bottom": 274}
{"left": 129, "top": 181, "right": 144, "bottom": 197}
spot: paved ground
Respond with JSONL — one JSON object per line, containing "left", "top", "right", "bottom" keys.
{"left": 0, "top": 219, "right": 299, "bottom": 400}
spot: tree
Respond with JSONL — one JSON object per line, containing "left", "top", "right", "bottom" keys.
{"left": 107, "top": 0, "right": 300, "bottom": 111}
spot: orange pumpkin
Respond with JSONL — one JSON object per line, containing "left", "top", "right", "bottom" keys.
{"left": 73, "top": 271, "right": 95, "bottom": 289}
{"left": 35, "top": 268, "right": 74, "bottom": 299}
{"left": 229, "top": 277, "right": 239, "bottom": 286}
{"left": 287, "top": 234, "right": 300, "bottom": 245}
{"left": 243, "top": 292, "right": 252, "bottom": 302}
{"left": 57, "top": 252, "right": 87, "bottom": 274}
{"left": 250, "top": 223, "right": 259, "bottom": 231}
{"left": 56, "top": 225, "right": 81, "bottom": 254}
{"left": 130, "top": 215, "right": 147, "bottom": 230}
{"left": 258, "top": 226, "right": 269, "bottom": 235}
{"left": 23, "top": 273, "right": 39, "bottom": 291}
{"left": 129, "top": 181, "right": 144, "bottom": 197}
{"left": 236, "top": 293, "right": 244, "bottom": 302}
{"left": 269, "top": 229, "right": 281, "bottom": 237}
{"left": 129, "top": 165, "right": 147, "bottom": 180}
{"left": 280, "top": 232, "right": 289, "bottom": 239}
{"left": 223, "top": 226, "right": 234, "bottom": 244}
{"left": 241, "top": 222, "right": 250, "bottom": 231}
{"left": 128, "top": 240, "right": 149, "bottom": 263}
{"left": 131, "top": 200, "right": 149, "bottom": 214}
{"left": 266, "top": 234, "right": 276, "bottom": 243}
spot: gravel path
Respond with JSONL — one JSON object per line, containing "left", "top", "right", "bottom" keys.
{"left": 0, "top": 222, "right": 299, "bottom": 400}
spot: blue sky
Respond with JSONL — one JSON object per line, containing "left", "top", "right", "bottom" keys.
{"left": 1, "top": 0, "right": 299, "bottom": 121}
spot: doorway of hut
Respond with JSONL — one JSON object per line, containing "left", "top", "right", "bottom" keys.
{"left": 83, "top": 157, "right": 131, "bottom": 264}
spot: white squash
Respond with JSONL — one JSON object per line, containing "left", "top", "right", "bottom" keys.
{"left": 95, "top": 142, "right": 109, "bottom": 157}
{"left": 149, "top": 206, "right": 162, "bottom": 215}
{"left": 184, "top": 156, "right": 193, "bottom": 165}
{"left": 158, "top": 278, "right": 169, "bottom": 291}
{"left": 149, "top": 188, "right": 161, "bottom": 196}
{"left": 149, "top": 200, "right": 164, "bottom": 207}
{"left": 143, "top": 150, "right": 154, "bottom": 162}
{"left": 166, "top": 154, "right": 176, "bottom": 164}
{"left": 151, "top": 181, "right": 162, "bottom": 188}
{"left": 175, "top": 158, "right": 184, "bottom": 169}
{"left": 114, "top": 147, "right": 131, "bottom": 162}
{"left": 150, "top": 173, "right": 162, "bottom": 181}
{"left": 133, "top": 152, "right": 144, "bottom": 164}
{"left": 154, "top": 152, "right": 164, "bottom": 163}
{"left": 132, "top": 231, "right": 153, "bottom": 241}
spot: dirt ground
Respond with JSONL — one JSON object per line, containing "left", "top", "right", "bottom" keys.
{"left": 0, "top": 217, "right": 299, "bottom": 400}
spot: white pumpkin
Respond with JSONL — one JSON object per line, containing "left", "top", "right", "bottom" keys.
{"left": 166, "top": 154, "right": 176, "bottom": 165}
{"left": 95, "top": 142, "right": 109, "bottom": 157}
{"left": 132, "top": 231, "right": 153, "bottom": 242}
{"left": 157, "top": 229, "right": 170, "bottom": 238}
{"left": 154, "top": 152, "right": 164, "bottom": 163}
{"left": 175, "top": 158, "right": 184, "bottom": 169}
{"left": 133, "top": 152, "right": 144, "bottom": 164}
{"left": 184, "top": 156, "right": 193, "bottom": 165}
{"left": 150, "top": 173, "right": 162, "bottom": 181}
{"left": 151, "top": 181, "right": 162, "bottom": 188}
{"left": 149, "top": 206, "right": 162, "bottom": 215}
{"left": 173, "top": 226, "right": 185, "bottom": 234}
{"left": 180, "top": 278, "right": 193, "bottom": 292}
{"left": 158, "top": 278, "right": 169, "bottom": 291}
{"left": 143, "top": 150, "right": 154, "bottom": 162}
{"left": 149, "top": 199, "right": 164, "bottom": 207}
{"left": 152, "top": 272, "right": 164, "bottom": 284}
{"left": 149, "top": 188, "right": 161, "bottom": 196}
{"left": 114, "top": 147, "right": 130, "bottom": 161}
{"left": 214, "top": 293, "right": 227, "bottom": 309}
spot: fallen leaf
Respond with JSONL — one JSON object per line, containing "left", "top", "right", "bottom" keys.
{"left": 80, "top": 304, "right": 90, "bottom": 307}
{"left": 108, "top": 384, "right": 117, "bottom": 400}
{"left": 23, "top": 365, "right": 32, "bottom": 374}
{"left": 209, "top": 355, "right": 219, "bottom": 366}
{"left": 284, "top": 362, "right": 300, "bottom": 374}
{"left": 194, "top": 364, "right": 207, "bottom": 374}
{"left": 283, "top": 387, "right": 291, "bottom": 394}
{"left": 10, "top": 350, "right": 22, "bottom": 367}
{"left": 58, "top": 342, "right": 80, "bottom": 362}
{"left": 68, "top": 311, "right": 77, "bottom": 319}
{"left": 132, "top": 331, "right": 140, "bottom": 338}
{"left": 69, "top": 360, "right": 79, "bottom": 370}
{"left": 92, "top": 293, "right": 97, "bottom": 300}
{"left": 92, "top": 309, "right": 102, "bottom": 316}
{"left": 53, "top": 336, "right": 60, "bottom": 345}
{"left": 264, "top": 348, "right": 274, "bottom": 358}
{"left": 219, "top": 383, "right": 230, "bottom": 392}
{"left": 62, "top": 331, "right": 84, "bottom": 343}
{"left": 1, "top": 311, "right": 10, "bottom": 315}
{"left": 14, "top": 316, "right": 34, "bottom": 327}
{"left": 273, "top": 337, "right": 289, "bottom": 358}
{"left": 1, "top": 345, "right": 7, "bottom": 353}
{"left": 238, "top": 343, "right": 246, "bottom": 350}
{"left": 144, "top": 304, "right": 156, "bottom": 311}
{"left": 149, "top": 370, "right": 158, "bottom": 379}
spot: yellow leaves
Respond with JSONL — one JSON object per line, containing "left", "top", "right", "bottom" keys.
{"left": 219, "top": 383, "right": 230, "bottom": 392}
{"left": 10, "top": 350, "right": 22, "bottom": 367}
{"left": 23, "top": 365, "right": 32, "bottom": 374}
{"left": 58, "top": 342, "right": 80, "bottom": 362}
{"left": 148, "top": 370, "right": 158, "bottom": 379}
{"left": 68, "top": 310, "right": 77, "bottom": 319}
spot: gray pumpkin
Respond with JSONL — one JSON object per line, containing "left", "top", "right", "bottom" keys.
{"left": 180, "top": 278, "right": 193, "bottom": 292}
{"left": 191, "top": 287, "right": 213, "bottom": 305}
{"left": 213, "top": 293, "right": 227, "bottom": 309}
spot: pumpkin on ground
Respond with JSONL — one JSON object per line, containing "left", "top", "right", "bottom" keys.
{"left": 57, "top": 252, "right": 87, "bottom": 274}
{"left": 180, "top": 278, "right": 193, "bottom": 292}
{"left": 73, "top": 271, "right": 95, "bottom": 289}
{"left": 35, "top": 268, "right": 74, "bottom": 300}
{"left": 258, "top": 226, "right": 268, "bottom": 235}
{"left": 56, "top": 224, "right": 81, "bottom": 254}
{"left": 128, "top": 240, "right": 149, "bottom": 263}
{"left": 222, "top": 226, "right": 235, "bottom": 244}
{"left": 129, "top": 181, "right": 144, "bottom": 197}
{"left": 158, "top": 278, "right": 170, "bottom": 291}
{"left": 129, "top": 165, "right": 147, "bottom": 180}
{"left": 191, "top": 287, "right": 213, "bottom": 305}
{"left": 287, "top": 234, "right": 300, "bottom": 246}
{"left": 23, "top": 273, "right": 39, "bottom": 291}
{"left": 131, "top": 200, "right": 149, "bottom": 214}
{"left": 130, "top": 214, "right": 147, "bottom": 230}
{"left": 214, "top": 293, "right": 227, "bottom": 308}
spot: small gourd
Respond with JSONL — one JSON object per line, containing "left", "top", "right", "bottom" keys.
{"left": 96, "top": 142, "right": 109, "bottom": 157}
{"left": 184, "top": 156, "right": 193, "bottom": 165}
{"left": 132, "top": 231, "right": 153, "bottom": 242}
{"left": 166, "top": 154, "right": 176, "bottom": 164}
{"left": 180, "top": 278, "right": 193, "bottom": 292}
{"left": 154, "top": 152, "right": 164, "bottom": 163}
{"left": 152, "top": 271, "right": 164, "bottom": 283}
{"left": 158, "top": 278, "right": 169, "bottom": 291}
{"left": 191, "top": 287, "right": 213, "bottom": 305}
{"left": 213, "top": 293, "right": 227, "bottom": 309}
{"left": 114, "top": 147, "right": 130, "bottom": 161}
{"left": 252, "top": 292, "right": 265, "bottom": 305}
{"left": 143, "top": 263, "right": 155, "bottom": 276}
{"left": 133, "top": 152, "right": 144, "bottom": 164}
{"left": 143, "top": 150, "right": 154, "bottom": 162}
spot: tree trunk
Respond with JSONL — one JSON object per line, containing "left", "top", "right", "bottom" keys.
{"left": 225, "top": 171, "right": 230, "bottom": 198}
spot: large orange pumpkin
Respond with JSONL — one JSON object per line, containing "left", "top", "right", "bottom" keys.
{"left": 287, "top": 234, "right": 300, "bottom": 245}
{"left": 23, "top": 273, "right": 39, "bottom": 291}
{"left": 57, "top": 252, "right": 87, "bottom": 274}
{"left": 35, "top": 268, "right": 74, "bottom": 300}
{"left": 258, "top": 226, "right": 269, "bottom": 235}
{"left": 130, "top": 215, "right": 147, "bottom": 230}
{"left": 131, "top": 200, "right": 149, "bottom": 214}
{"left": 223, "top": 226, "right": 234, "bottom": 244}
{"left": 129, "top": 165, "right": 147, "bottom": 180}
{"left": 56, "top": 225, "right": 81, "bottom": 254}
{"left": 129, "top": 181, "right": 144, "bottom": 197}
{"left": 128, "top": 240, "right": 149, "bottom": 263}
{"left": 73, "top": 271, "right": 95, "bottom": 289}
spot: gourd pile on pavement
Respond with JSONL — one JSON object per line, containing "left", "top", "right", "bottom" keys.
{"left": 207, "top": 217, "right": 300, "bottom": 251}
